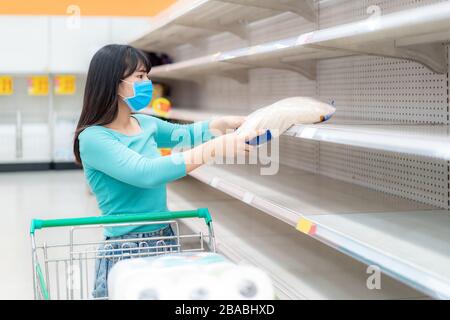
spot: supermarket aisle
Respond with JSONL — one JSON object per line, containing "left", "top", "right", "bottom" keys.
{"left": 0, "top": 170, "right": 99, "bottom": 299}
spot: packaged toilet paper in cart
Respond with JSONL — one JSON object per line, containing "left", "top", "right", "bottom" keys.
{"left": 237, "top": 96, "right": 336, "bottom": 145}
{"left": 108, "top": 252, "right": 275, "bottom": 300}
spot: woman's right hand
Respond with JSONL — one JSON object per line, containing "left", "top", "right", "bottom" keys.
{"left": 211, "top": 128, "right": 267, "bottom": 158}
{"left": 211, "top": 131, "right": 250, "bottom": 159}
{"left": 183, "top": 128, "right": 266, "bottom": 171}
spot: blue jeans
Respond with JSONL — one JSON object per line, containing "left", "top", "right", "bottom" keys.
{"left": 92, "top": 225, "right": 176, "bottom": 299}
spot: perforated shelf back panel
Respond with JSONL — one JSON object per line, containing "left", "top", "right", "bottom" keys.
{"left": 317, "top": 55, "right": 449, "bottom": 124}
{"left": 279, "top": 136, "right": 320, "bottom": 173}
{"left": 248, "top": 69, "right": 318, "bottom": 111}
{"left": 318, "top": 143, "right": 450, "bottom": 209}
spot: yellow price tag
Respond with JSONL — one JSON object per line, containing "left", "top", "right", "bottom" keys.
{"left": 296, "top": 217, "right": 317, "bottom": 235}
{"left": 0, "top": 76, "right": 13, "bottom": 95}
{"left": 54, "top": 75, "right": 76, "bottom": 95}
{"left": 28, "top": 76, "right": 49, "bottom": 96}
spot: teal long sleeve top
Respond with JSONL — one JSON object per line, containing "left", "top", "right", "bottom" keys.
{"left": 78, "top": 113, "right": 215, "bottom": 237}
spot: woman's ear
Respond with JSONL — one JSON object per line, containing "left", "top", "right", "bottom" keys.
{"left": 117, "top": 80, "right": 131, "bottom": 98}
{"left": 117, "top": 81, "right": 125, "bottom": 98}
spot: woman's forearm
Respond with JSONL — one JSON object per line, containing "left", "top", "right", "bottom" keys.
{"left": 181, "top": 117, "right": 253, "bottom": 174}
{"left": 182, "top": 129, "right": 259, "bottom": 174}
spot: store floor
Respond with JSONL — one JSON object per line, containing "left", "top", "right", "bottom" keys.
{"left": 0, "top": 170, "right": 99, "bottom": 299}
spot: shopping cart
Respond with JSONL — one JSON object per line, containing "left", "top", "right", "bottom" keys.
{"left": 30, "top": 208, "right": 215, "bottom": 300}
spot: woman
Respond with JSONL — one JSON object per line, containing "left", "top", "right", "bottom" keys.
{"left": 73, "top": 44, "right": 259, "bottom": 298}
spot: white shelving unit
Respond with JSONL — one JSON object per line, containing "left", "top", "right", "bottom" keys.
{"left": 187, "top": 164, "right": 450, "bottom": 299}
{"left": 130, "top": 0, "right": 317, "bottom": 50}
{"left": 144, "top": 103, "right": 450, "bottom": 298}
{"left": 135, "top": 0, "right": 450, "bottom": 300}
{"left": 147, "top": 1, "right": 450, "bottom": 82}
{"left": 167, "top": 177, "right": 426, "bottom": 300}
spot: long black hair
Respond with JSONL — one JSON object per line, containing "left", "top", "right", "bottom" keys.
{"left": 73, "top": 44, "right": 151, "bottom": 166}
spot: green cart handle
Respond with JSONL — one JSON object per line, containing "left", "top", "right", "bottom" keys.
{"left": 30, "top": 208, "right": 212, "bottom": 235}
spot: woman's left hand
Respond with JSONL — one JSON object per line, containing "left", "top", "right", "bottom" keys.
{"left": 209, "top": 116, "right": 246, "bottom": 135}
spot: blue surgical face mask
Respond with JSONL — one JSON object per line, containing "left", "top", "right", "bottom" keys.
{"left": 120, "top": 79, "right": 153, "bottom": 112}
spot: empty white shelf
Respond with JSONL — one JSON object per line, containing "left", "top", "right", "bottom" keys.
{"left": 149, "top": 37, "right": 345, "bottom": 82}
{"left": 186, "top": 163, "right": 450, "bottom": 299}
{"left": 148, "top": 1, "right": 450, "bottom": 81}
{"left": 189, "top": 164, "right": 432, "bottom": 225}
{"left": 287, "top": 123, "right": 450, "bottom": 161}
{"left": 130, "top": 0, "right": 316, "bottom": 50}
{"left": 309, "top": 210, "right": 450, "bottom": 300}
{"left": 167, "top": 177, "right": 425, "bottom": 300}
{"left": 140, "top": 108, "right": 450, "bottom": 161}
{"left": 307, "top": 1, "right": 450, "bottom": 74}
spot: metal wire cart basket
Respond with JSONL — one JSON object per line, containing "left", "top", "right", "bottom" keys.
{"left": 30, "top": 208, "right": 216, "bottom": 300}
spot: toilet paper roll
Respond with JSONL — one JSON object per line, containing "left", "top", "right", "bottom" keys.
{"left": 108, "top": 253, "right": 257, "bottom": 300}
{"left": 108, "top": 258, "right": 150, "bottom": 299}
{"left": 108, "top": 253, "right": 197, "bottom": 298}
{"left": 174, "top": 274, "right": 220, "bottom": 300}
{"left": 218, "top": 266, "right": 275, "bottom": 300}
{"left": 120, "top": 271, "right": 170, "bottom": 300}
